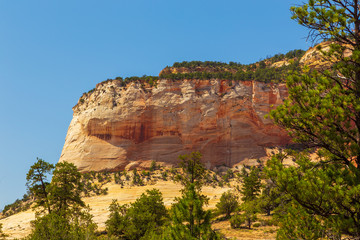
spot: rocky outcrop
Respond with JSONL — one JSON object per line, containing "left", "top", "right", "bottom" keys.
{"left": 59, "top": 78, "right": 290, "bottom": 172}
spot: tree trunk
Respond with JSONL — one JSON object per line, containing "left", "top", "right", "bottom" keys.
{"left": 37, "top": 169, "right": 51, "bottom": 214}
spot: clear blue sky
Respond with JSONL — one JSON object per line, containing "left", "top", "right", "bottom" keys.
{"left": 0, "top": 0, "right": 310, "bottom": 210}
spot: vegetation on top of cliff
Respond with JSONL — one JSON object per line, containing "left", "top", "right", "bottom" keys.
{"left": 267, "top": 49, "right": 306, "bottom": 63}
{"left": 160, "top": 49, "right": 305, "bottom": 83}
{"left": 80, "top": 75, "right": 159, "bottom": 101}
{"left": 114, "top": 75, "right": 160, "bottom": 87}
{"left": 169, "top": 49, "right": 305, "bottom": 70}
{"left": 79, "top": 49, "right": 305, "bottom": 100}
{"left": 159, "top": 61, "right": 302, "bottom": 83}
{"left": 171, "top": 60, "right": 244, "bottom": 70}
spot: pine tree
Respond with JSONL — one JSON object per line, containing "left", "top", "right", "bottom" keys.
{"left": 125, "top": 189, "right": 168, "bottom": 240}
{"left": 27, "top": 161, "right": 97, "bottom": 239}
{"left": 26, "top": 158, "right": 54, "bottom": 214}
{"left": 28, "top": 210, "right": 97, "bottom": 240}
{"left": 175, "top": 151, "right": 206, "bottom": 190}
{"left": 169, "top": 184, "right": 213, "bottom": 239}
{"left": 238, "top": 167, "right": 261, "bottom": 202}
{"left": 150, "top": 160, "right": 157, "bottom": 172}
{"left": 216, "top": 190, "right": 238, "bottom": 219}
{"left": 257, "top": 179, "right": 281, "bottom": 216}
{"left": 48, "top": 161, "right": 85, "bottom": 215}
{"left": 105, "top": 189, "right": 168, "bottom": 240}
{"left": 266, "top": 1, "right": 360, "bottom": 238}
{"left": 166, "top": 152, "right": 222, "bottom": 239}
{"left": 233, "top": 167, "right": 261, "bottom": 229}
{"left": 105, "top": 200, "right": 129, "bottom": 237}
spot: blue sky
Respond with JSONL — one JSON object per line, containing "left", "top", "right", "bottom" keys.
{"left": 0, "top": 0, "right": 309, "bottom": 210}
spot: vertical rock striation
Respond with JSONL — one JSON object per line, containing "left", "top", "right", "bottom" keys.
{"left": 59, "top": 79, "right": 290, "bottom": 172}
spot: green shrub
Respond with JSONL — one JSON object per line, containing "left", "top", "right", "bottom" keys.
{"left": 0, "top": 223, "right": 8, "bottom": 239}
{"left": 260, "top": 218, "right": 278, "bottom": 226}
{"left": 216, "top": 191, "right": 239, "bottom": 219}
{"left": 149, "top": 160, "right": 157, "bottom": 172}
{"left": 106, "top": 189, "right": 168, "bottom": 239}
{"left": 230, "top": 214, "right": 244, "bottom": 229}
{"left": 253, "top": 222, "right": 261, "bottom": 228}
{"left": 161, "top": 171, "right": 168, "bottom": 181}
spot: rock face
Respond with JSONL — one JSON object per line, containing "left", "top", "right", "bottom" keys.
{"left": 59, "top": 79, "right": 290, "bottom": 172}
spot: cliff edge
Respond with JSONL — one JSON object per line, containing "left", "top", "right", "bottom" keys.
{"left": 59, "top": 77, "right": 290, "bottom": 172}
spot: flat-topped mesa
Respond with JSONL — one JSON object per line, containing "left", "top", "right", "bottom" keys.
{"left": 60, "top": 49, "right": 321, "bottom": 172}
{"left": 60, "top": 77, "right": 290, "bottom": 172}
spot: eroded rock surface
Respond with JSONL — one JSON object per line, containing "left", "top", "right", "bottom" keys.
{"left": 59, "top": 79, "right": 290, "bottom": 172}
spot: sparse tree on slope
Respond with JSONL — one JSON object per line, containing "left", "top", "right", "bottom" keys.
{"left": 238, "top": 167, "right": 261, "bottom": 202}
{"left": 257, "top": 179, "right": 281, "bottom": 216}
{"left": 166, "top": 152, "right": 222, "bottom": 240}
{"left": 26, "top": 158, "right": 54, "bottom": 214}
{"left": 0, "top": 223, "right": 7, "bottom": 240}
{"left": 48, "top": 161, "right": 85, "bottom": 215}
{"left": 175, "top": 151, "right": 206, "bottom": 190}
{"left": 216, "top": 190, "right": 239, "bottom": 219}
{"left": 125, "top": 188, "right": 168, "bottom": 240}
{"left": 28, "top": 161, "right": 97, "bottom": 240}
{"left": 233, "top": 167, "right": 261, "bottom": 229}
{"left": 28, "top": 209, "right": 97, "bottom": 240}
{"left": 105, "top": 200, "right": 129, "bottom": 238}
{"left": 106, "top": 189, "right": 168, "bottom": 240}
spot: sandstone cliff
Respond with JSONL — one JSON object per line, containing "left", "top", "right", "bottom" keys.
{"left": 59, "top": 78, "right": 290, "bottom": 172}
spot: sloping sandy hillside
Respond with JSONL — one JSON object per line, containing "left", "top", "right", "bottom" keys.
{"left": 0, "top": 180, "right": 231, "bottom": 239}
